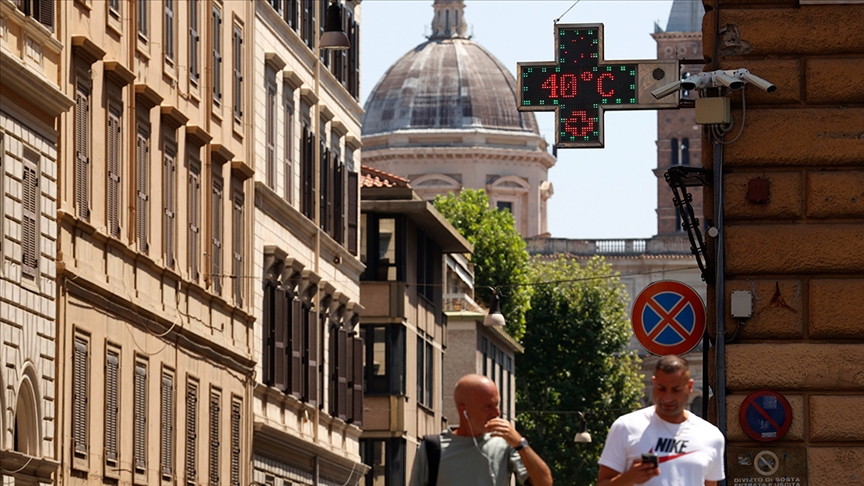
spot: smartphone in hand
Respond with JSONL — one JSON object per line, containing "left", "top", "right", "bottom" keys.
{"left": 641, "top": 453, "right": 659, "bottom": 468}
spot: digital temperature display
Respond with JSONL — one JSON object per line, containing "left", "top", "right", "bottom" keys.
{"left": 518, "top": 24, "right": 639, "bottom": 148}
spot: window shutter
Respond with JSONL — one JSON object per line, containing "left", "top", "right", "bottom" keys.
{"left": 334, "top": 159, "right": 345, "bottom": 244}
{"left": 72, "top": 338, "right": 88, "bottom": 458}
{"left": 134, "top": 362, "right": 148, "bottom": 473}
{"left": 209, "top": 392, "right": 220, "bottom": 486}
{"left": 266, "top": 85, "right": 276, "bottom": 189}
{"left": 284, "top": 103, "right": 294, "bottom": 203}
{"left": 273, "top": 288, "right": 288, "bottom": 390}
{"left": 346, "top": 171, "right": 358, "bottom": 256}
{"left": 137, "top": 131, "right": 149, "bottom": 254}
{"left": 232, "top": 192, "right": 243, "bottom": 307}
{"left": 337, "top": 329, "right": 348, "bottom": 420}
{"left": 305, "top": 306, "right": 319, "bottom": 407}
{"left": 233, "top": 27, "right": 242, "bottom": 119}
{"left": 319, "top": 146, "right": 329, "bottom": 232}
{"left": 21, "top": 163, "right": 39, "bottom": 277}
{"left": 161, "top": 374, "right": 175, "bottom": 479}
{"left": 190, "top": 0, "right": 199, "bottom": 83}
{"left": 186, "top": 382, "right": 198, "bottom": 484}
{"left": 290, "top": 297, "right": 303, "bottom": 398}
{"left": 165, "top": 0, "right": 174, "bottom": 62}
{"left": 108, "top": 109, "right": 121, "bottom": 238}
{"left": 306, "top": 132, "right": 315, "bottom": 219}
{"left": 350, "top": 336, "right": 363, "bottom": 426}
{"left": 212, "top": 7, "right": 222, "bottom": 101}
{"left": 75, "top": 85, "right": 90, "bottom": 220}
{"left": 189, "top": 163, "right": 201, "bottom": 281}
{"left": 230, "top": 400, "right": 241, "bottom": 486}
{"left": 211, "top": 178, "right": 223, "bottom": 295}
{"left": 138, "top": 0, "right": 148, "bottom": 37}
{"left": 105, "top": 351, "right": 120, "bottom": 465}
{"left": 37, "top": 0, "right": 54, "bottom": 31}
{"left": 164, "top": 151, "right": 176, "bottom": 268}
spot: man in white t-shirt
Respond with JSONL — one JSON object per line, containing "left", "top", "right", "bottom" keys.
{"left": 597, "top": 355, "right": 725, "bottom": 486}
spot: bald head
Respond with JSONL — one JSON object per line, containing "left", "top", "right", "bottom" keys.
{"left": 453, "top": 374, "right": 501, "bottom": 436}
{"left": 454, "top": 374, "right": 497, "bottom": 408}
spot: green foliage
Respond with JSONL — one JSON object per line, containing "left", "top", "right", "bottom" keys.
{"left": 433, "top": 189, "right": 532, "bottom": 340}
{"left": 516, "top": 256, "right": 643, "bottom": 485}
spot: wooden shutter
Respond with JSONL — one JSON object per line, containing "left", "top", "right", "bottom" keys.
{"left": 186, "top": 381, "right": 198, "bottom": 485}
{"left": 273, "top": 288, "right": 288, "bottom": 390}
{"left": 189, "top": 0, "right": 199, "bottom": 84}
{"left": 233, "top": 27, "right": 242, "bottom": 120}
{"left": 346, "top": 171, "right": 358, "bottom": 256}
{"left": 72, "top": 337, "right": 88, "bottom": 458}
{"left": 164, "top": 150, "right": 177, "bottom": 268}
{"left": 134, "top": 362, "right": 147, "bottom": 473}
{"left": 21, "top": 163, "right": 38, "bottom": 277}
{"left": 350, "top": 336, "right": 363, "bottom": 426}
{"left": 75, "top": 83, "right": 90, "bottom": 220}
{"left": 230, "top": 400, "right": 241, "bottom": 486}
{"left": 165, "top": 0, "right": 174, "bottom": 62}
{"left": 37, "top": 0, "right": 54, "bottom": 31}
{"left": 137, "top": 130, "right": 149, "bottom": 254}
{"left": 211, "top": 176, "right": 223, "bottom": 295}
{"left": 284, "top": 102, "right": 294, "bottom": 203}
{"left": 189, "top": 162, "right": 201, "bottom": 281}
{"left": 266, "top": 84, "right": 276, "bottom": 189}
{"left": 319, "top": 146, "right": 329, "bottom": 232}
{"left": 232, "top": 191, "right": 243, "bottom": 307}
{"left": 105, "top": 351, "right": 120, "bottom": 466}
{"left": 161, "top": 374, "right": 174, "bottom": 479}
{"left": 334, "top": 159, "right": 345, "bottom": 244}
{"left": 337, "top": 329, "right": 348, "bottom": 420}
{"left": 212, "top": 6, "right": 222, "bottom": 102}
{"left": 290, "top": 297, "right": 304, "bottom": 398}
{"left": 305, "top": 306, "right": 319, "bottom": 407}
{"left": 300, "top": 125, "right": 311, "bottom": 219}
{"left": 208, "top": 392, "right": 220, "bottom": 486}
{"left": 108, "top": 108, "right": 121, "bottom": 238}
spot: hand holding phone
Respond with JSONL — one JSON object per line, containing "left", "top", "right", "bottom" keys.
{"left": 641, "top": 453, "right": 659, "bottom": 468}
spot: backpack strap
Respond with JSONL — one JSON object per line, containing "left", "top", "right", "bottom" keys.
{"left": 423, "top": 434, "right": 441, "bottom": 486}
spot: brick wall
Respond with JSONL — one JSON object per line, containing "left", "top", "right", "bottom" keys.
{"left": 704, "top": 2, "right": 864, "bottom": 484}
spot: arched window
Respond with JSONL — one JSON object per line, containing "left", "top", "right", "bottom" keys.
{"left": 681, "top": 138, "right": 690, "bottom": 166}
{"left": 445, "top": 10, "right": 450, "bottom": 34}
{"left": 670, "top": 138, "right": 679, "bottom": 166}
{"left": 14, "top": 377, "right": 39, "bottom": 456}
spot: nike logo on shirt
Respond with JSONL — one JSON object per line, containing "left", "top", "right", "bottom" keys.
{"left": 658, "top": 451, "right": 696, "bottom": 463}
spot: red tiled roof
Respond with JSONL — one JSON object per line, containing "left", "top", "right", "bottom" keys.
{"left": 360, "top": 165, "right": 411, "bottom": 188}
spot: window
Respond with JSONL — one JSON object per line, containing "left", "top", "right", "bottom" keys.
{"left": 211, "top": 175, "right": 223, "bottom": 295}
{"left": 496, "top": 201, "right": 512, "bottom": 213}
{"left": 164, "top": 0, "right": 175, "bottom": 65}
{"left": 17, "top": 0, "right": 54, "bottom": 32}
{"left": 301, "top": 0, "right": 314, "bottom": 49}
{"left": 283, "top": 92, "right": 294, "bottom": 203}
{"left": 105, "top": 348, "right": 120, "bottom": 473}
{"left": 266, "top": 81, "right": 277, "bottom": 190}
{"left": 266, "top": 0, "right": 281, "bottom": 14}
{"left": 360, "top": 439, "right": 406, "bottom": 486}
{"left": 21, "top": 155, "right": 39, "bottom": 279}
{"left": 189, "top": 0, "right": 200, "bottom": 86}
{"left": 329, "top": 320, "right": 348, "bottom": 420}
{"left": 72, "top": 335, "right": 89, "bottom": 463}
{"left": 318, "top": 0, "right": 328, "bottom": 67}
{"left": 319, "top": 138, "right": 332, "bottom": 234}
{"left": 417, "top": 333, "right": 433, "bottom": 408}
{"left": 681, "top": 137, "right": 690, "bottom": 166}
{"left": 161, "top": 372, "right": 175, "bottom": 480}
{"left": 189, "top": 157, "right": 201, "bottom": 281}
{"left": 346, "top": 170, "right": 358, "bottom": 256}
{"left": 300, "top": 122, "right": 315, "bottom": 219}
{"left": 348, "top": 20, "right": 360, "bottom": 99}
{"left": 361, "top": 215, "right": 404, "bottom": 282}
{"left": 108, "top": 104, "right": 122, "bottom": 238}
{"left": 350, "top": 334, "right": 363, "bottom": 426}
{"left": 108, "top": 0, "right": 120, "bottom": 22}
{"left": 75, "top": 78, "right": 91, "bottom": 221}
{"left": 416, "top": 231, "right": 435, "bottom": 301}
{"left": 138, "top": 0, "right": 148, "bottom": 40}
{"left": 136, "top": 123, "right": 150, "bottom": 254}
{"left": 361, "top": 325, "right": 405, "bottom": 396}
{"left": 230, "top": 398, "right": 241, "bottom": 486}
{"left": 163, "top": 144, "right": 177, "bottom": 268}
{"left": 208, "top": 390, "right": 221, "bottom": 486}
{"left": 212, "top": 6, "right": 222, "bottom": 105}
{"left": 232, "top": 24, "right": 243, "bottom": 121}
{"left": 231, "top": 183, "right": 244, "bottom": 307}
{"left": 262, "top": 284, "right": 291, "bottom": 391}
{"left": 285, "top": 0, "right": 299, "bottom": 32}
{"left": 481, "top": 337, "right": 488, "bottom": 376}
{"left": 670, "top": 138, "right": 679, "bottom": 166}
{"left": 302, "top": 302, "right": 319, "bottom": 406}
{"left": 134, "top": 360, "right": 148, "bottom": 476}
{"left": 185, "top": 380, "right": 199, "bottom": 486}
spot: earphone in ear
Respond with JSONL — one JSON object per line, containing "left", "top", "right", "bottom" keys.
{"left": 462, "top": 410, "right": 469, "bottom": 419}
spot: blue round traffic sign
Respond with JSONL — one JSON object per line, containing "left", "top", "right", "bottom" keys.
{"left": 740, "top": 390, "right": 792, "bottom": 442}
{"left": 632, "top": 280, "right": 706, "bottom": 356}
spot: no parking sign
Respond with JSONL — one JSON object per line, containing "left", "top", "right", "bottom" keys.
{"left": 739, "top": 390, "right": 793, "bottom": 442}
{"left": 631, "top": 280, "right": 706, "bottom": 356}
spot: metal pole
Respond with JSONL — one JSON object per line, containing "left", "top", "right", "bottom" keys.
{"left": 713, "top": 142, "right": 727, "bottom": 486}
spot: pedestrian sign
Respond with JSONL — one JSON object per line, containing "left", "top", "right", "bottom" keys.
{"left": 631, "top": 280, "right": 705, "bottom": 356}
{"left": 739, "top": 390, "right": 793, "bottom": 442}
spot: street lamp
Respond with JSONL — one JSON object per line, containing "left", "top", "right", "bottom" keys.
{"left": 320, "top": 0, "right": 350, "bottom": 50}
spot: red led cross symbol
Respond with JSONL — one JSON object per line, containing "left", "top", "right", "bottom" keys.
{"left": 517, "top": 23, "right": 639, "bottom": 148}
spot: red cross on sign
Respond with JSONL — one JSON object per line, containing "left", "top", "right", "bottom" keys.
{"left": 632, "top": 280, "right": 706, "bottom": 356}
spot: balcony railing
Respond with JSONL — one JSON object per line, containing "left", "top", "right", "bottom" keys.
{"left": 525, "top": 235, "right": 694, "bottom": 256}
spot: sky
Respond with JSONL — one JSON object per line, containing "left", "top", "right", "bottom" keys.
{"left": 360, "top": 0, "right": 677, "bottom": 239}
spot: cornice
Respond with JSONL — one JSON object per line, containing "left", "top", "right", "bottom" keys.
{"left": 0, "top": 50, "right": 74, "bottom": 118}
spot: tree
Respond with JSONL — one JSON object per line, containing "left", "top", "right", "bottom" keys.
{"left": 433, "top": 189, "right": 532, "bottom": 340}
{"left": 517, "top": 256, "right": 643, "bottom": 485}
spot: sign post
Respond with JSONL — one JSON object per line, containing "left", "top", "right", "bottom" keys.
{"left": 518, "top": 23, "right": 679, "bottom": 148}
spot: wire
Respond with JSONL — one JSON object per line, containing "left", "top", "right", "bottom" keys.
{"left": 554, "top": 0, "right": 582, "bottom": 23}
{"left": 713, "top": 87, "right": 746, "bottom": 145}
{"left": 0, "top": 456, "right": 34, "bottom": 474}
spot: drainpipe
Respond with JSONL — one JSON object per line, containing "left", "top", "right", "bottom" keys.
{"left": 713, "top": 141, "right": 727, "bottom": 486}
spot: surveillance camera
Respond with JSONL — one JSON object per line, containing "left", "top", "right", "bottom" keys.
{"left": 651, "top": 80, "right": 682, "bottom": 100}
{"left": 713, "top": 71, "right": 744, "bottom": 90}
{"left": 734, "top": 69, "right": 777, "bottom": 93}
{"left": 680, "top": 72, "right": 713, "bottom": 91}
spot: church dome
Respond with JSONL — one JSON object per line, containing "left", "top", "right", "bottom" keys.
{"left": 362, "top": 2, "right": 539, "bottom": 137}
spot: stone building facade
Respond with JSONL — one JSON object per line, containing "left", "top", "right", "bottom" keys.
{"left": 702, "top": 1, "right": 864, "bottom": 483}
{"left": 53, "top": 3, "right": 255, "bottom": 486}
{"left": 0, "top": 1, "right": 72, "bottom": 484}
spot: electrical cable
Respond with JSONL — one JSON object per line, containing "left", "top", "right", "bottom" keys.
{"left": 463, "top": 411, "right": 497, "bottom": 486}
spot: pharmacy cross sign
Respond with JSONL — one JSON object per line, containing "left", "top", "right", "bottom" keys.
{"left": 517, "top": 23, "right": 679, "bottom": 148}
